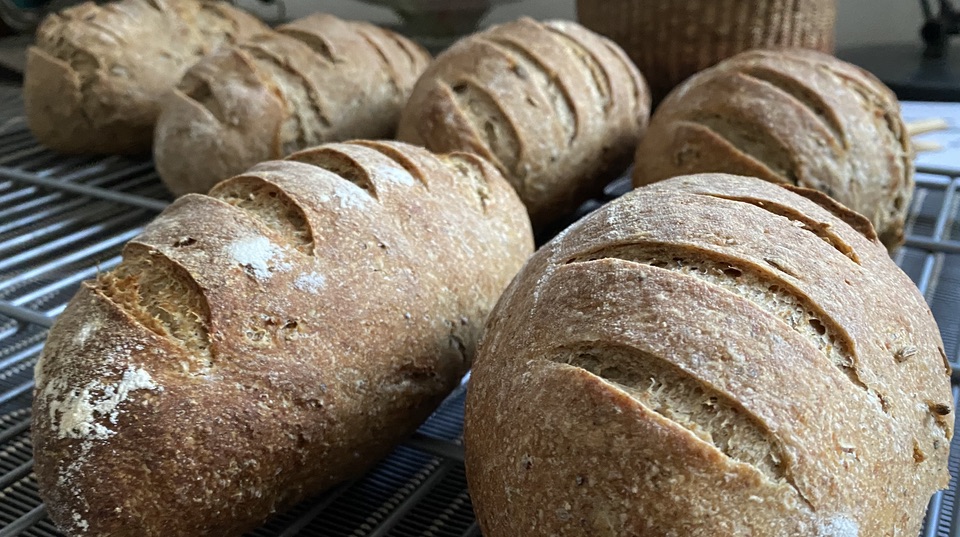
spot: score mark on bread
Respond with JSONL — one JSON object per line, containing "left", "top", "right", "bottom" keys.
{"left": 633, "top": 49, "right": 912, "bottom": 250}
{"left": 24, "top": 0, "right": 268, "bottom": 154}
{"left": 95, "top": 247, "right": 212, "bottom": 372}
{"left": 154, "top": 13, "right": 432, "bottom": 196}
{"left": 32, "top": 141, "right": 533, "bottom": 536}
{"left": 465, "top": 173, "right": 953, "bottom": 537}
{"left": 555, "top": 342, "right": 807, "bottom": 505}
{"left": 397, "top": 17, "right": 651, "bottom": 229}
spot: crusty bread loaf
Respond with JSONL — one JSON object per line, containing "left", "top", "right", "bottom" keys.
{"left": 397, "top": 17, "right": 650, "bottom": 229}
{"left": 32, "top": 141, "right": 533, "bottom": 536}
{"left": 577, "top": 0, "right": 836, "bottom": 102}
{"left": 633, "top": 48, "right": 912, "bottom": 250}
{"left": 24, "top": 0, "right": 267, "bottom": 155}
{"left": 465, "top": 174, "right": 952, "bottom": 536}
{"left": 154, "top": 13, "right": 431, "bottom": 197}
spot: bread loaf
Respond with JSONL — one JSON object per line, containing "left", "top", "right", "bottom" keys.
{"left": 154, "top": 13, "right": 431, "bottom": 196}
{"left": 24, "top": 0, "right": 267, "bottom": 155}
{"left": 633, "top": 48, "right": 912, "bottom": 250}
{"left": 465, "top": 174, "right": 952, "bottom": 536}
{"left": 577, "top": 0, "right": 836, "bottom": 102}
{"left": 397, "top": 17, "right": 650, "bottom": 229}
{"left": 32, "top": 141, "right": 533, "bottom": 536}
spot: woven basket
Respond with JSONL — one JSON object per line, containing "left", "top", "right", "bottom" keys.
{"left": 577, "top": 0, "right": 836, "bottom": 102}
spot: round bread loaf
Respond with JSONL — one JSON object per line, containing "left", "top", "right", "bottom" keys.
{"left": 397, "top": 17, "right": 650, "bottom": 229}
{"left": 465, "top": 174, "right": 953, "bottom": 537}
{"left": 24, "top": 0, "right": 267, "bottom": 155}
{"left": 155, "top": 13, "right": 431, "bottom": 196}
{"left": 577, "top": 0, "right": 836, "bottom": 101}
{"left": 33, "top": 141, "right": 533, "bottom": 536}
{"left": 632, "top": 48, "right": 912, "bottom": 250}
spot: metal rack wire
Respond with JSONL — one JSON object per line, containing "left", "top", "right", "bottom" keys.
{"left": 0, "top": 81, "right": 958, "bottom": 536}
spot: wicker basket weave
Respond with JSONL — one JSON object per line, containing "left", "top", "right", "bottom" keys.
{"left": 577, "top": 0, "right": 836, "bottom": 102}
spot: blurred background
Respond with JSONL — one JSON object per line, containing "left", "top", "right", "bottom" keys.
{"left": 264, "top": 0, "right": 956, "bottom": 101}
{"left": 273, "top": 0, "right": 923, "bottom": 49}
{"left": 1, "top": 0, "right": 956, "bottom": 99}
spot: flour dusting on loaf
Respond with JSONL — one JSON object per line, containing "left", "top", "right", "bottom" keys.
{"left": 331, "top": 181, "right": 372, "bottom": 209}
{"left": 47, "top": 365, "right": 159, "bottom": 441}
{"left": 227, "top": 235, "right": 291, "bottom": 280}
{"left": 294, "top": 272, "right": 327, "bottom": 293}
{"left": 465, "top": 173, "right": 952, "bottom": 537}
{"left": 41, "top": 333, "right": 162, "bottom": 444}
{"left": 37, "top": 329, "right": 167, "bottom": 534}
{"left": 818, "top": 515, "right": 859, "bottom": 537}
{"left": 33, "top": 141, "right": 533, "bottom": 536}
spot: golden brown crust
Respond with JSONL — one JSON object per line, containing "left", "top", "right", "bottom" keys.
{"left": 33, "top": 141, "right": 533, "bottom": 536}
{"left": 632, "top": 48, "right": 912, "bottom": 250}
{"left": 782, "top": 184, "right": 880, "bottom": 243}
{"left": 397, "top": 17, "right": 650, "bottom": 229}
{"left": 155, "top": 13, "right": 432, "bottom": 196}
{"left": 153, "top": 49, "right": 285, "bottom": 196}
{"left": 465, "top": 173, "right": 951, "bottom": 537}
{"left": 577, "top": 0, "right": 837, "bottom": 101}
{"left": 24, "top": 0, "right": 267, "bottom": 155}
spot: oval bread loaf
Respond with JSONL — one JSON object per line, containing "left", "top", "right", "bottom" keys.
{"left": 465, "top": 174, "right": 953, "bottom": 536}
{"left": 154, "top": 13, "right": 432, "bottom": 196}
{"left": 577, "top": 0, "right": 836, "bottom": 102}
{"left": 397, "top": 17, "right": 650, "bottom": 230}
{"left": 24, "top": 0, "right": 267, "bottom": 155}
{"left": 632, "top": 48, "right": 912, "bottom": 250}
{"left": 32, "top": 141, "right": 533, "bottom": 536}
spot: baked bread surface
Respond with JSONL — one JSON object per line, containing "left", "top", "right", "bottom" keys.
{"left": 633, "top": 48, "right": 912, "bottom": 250}
{"left": 33, "top": 141, "right": 533, "bottom": 536}
{"left": 465, "top": 173, "right": 952, "bottom": 537}
{"left": 24, "top": 0, "right": 267, "bottom": 155}
{"left": 398, "top": 17, "right": 650, "bottom": 229}
{"left": 155, "top": 13, "right": 431, "bottom": 196}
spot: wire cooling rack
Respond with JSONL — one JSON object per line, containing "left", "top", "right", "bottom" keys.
{"left": 0, "top": 83, "right": 957, "bottom": 536}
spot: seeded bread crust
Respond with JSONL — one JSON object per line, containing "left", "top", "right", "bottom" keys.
{"left": 24, "top": 0, "right": 267, "bottom": 155}
{"left": 632, "top": 48, "right": 912, "bottom": 250}
{"left": 465, "top": 173, "right": 952, "bottom": 537}
{"left": 397, "top": 17, "right": 650, "bottom": 229}
{"left": 155, "top": 13, "right": 431, "bottom": 196}
{"left": 33, "top": 141, "right": 533, "bottom": 536}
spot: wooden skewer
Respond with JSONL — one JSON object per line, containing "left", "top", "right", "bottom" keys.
{"left": 906, "top": 118, "right": 948, "bottom": 157}
{"left": 906, "top": 118, "right": 949, "bottom": 136}
{"left": 912, "top": 140, "right": 944, "bottom": 154}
